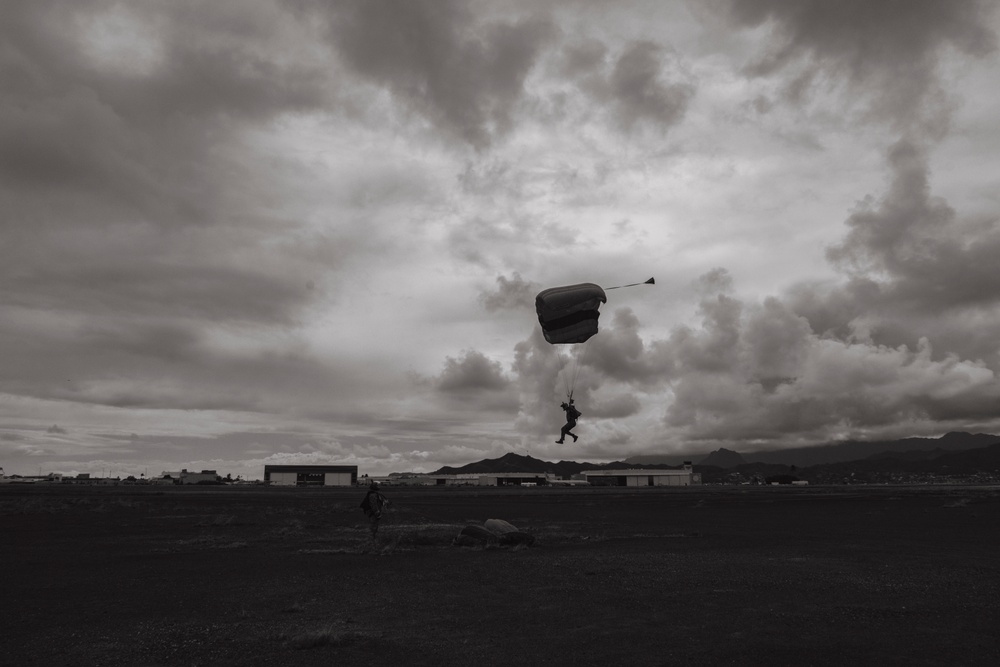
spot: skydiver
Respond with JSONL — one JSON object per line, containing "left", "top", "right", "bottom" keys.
{"left": 556, "top": 400, "right": 581, "bottom": 444}
{"left": 360, "top": 481, "right": 389, "bottom": 541}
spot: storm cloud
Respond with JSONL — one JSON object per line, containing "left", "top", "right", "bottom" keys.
{"left": 2, "top": 1, "right": 999, "bottom": 477}
{"left": 727, "top": 0, "right": 997, "bottom": 134}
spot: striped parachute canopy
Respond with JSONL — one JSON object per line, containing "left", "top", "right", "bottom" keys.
{"left": 535, "top": 283, "right": 607, "bottom": 344}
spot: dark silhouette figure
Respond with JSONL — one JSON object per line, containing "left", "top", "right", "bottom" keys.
{"left": 556, "top": 400, "right": 581, "bottom": 444}
{"left": 360, "top": 481, "right": 389, "bottom": 540}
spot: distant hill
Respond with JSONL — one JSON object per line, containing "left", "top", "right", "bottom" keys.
{"left": 835, "top": 441, "right": 1000, "bottom": 475}
{"left": 628, "top": 432, "right": 1000, "bottom": 468}
{"left": 429, "top": 434, "right": 1000, "bottom": 482}
{"left": 698, "top": 448, "right": 746, "bottom": 469}
{"left": 432, "top": 452, "right": 597, "bottom": 477}
{"left": 742, "top": 432, "right": 1000, "bottom": 467}
{"left": 932, "top": 441, "right": 1000, "bottom": 473}
{"left": 865, "top": 449, "right": 950, "bottom": 462}
{"left": 430, "top": 452, "right": 683, "bottom": 477}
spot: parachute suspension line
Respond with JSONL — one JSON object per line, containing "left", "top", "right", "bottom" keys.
{"left": 564, "top": 341, "right": 589, "bottom": 401}
{"left": 561, "top": 359, "right": 573, "bottom": 401}
{"left": 604, "top": 277, "right": 655, "bottom": 291}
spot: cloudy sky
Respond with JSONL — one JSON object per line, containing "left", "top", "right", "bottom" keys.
{"left": 3, "top": 0, "right": 1000, "bottom": 479}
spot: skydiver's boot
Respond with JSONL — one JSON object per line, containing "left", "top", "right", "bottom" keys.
{"left": 571, "top": 434, "right": 578, "bottom": 442}
{"left": 555, "top": 439, "right": 564, "bottom": 444}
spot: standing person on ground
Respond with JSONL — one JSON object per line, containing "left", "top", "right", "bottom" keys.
{"left": 556, "top": 400, "right": 581, "bottom": 444}
{"left": 360, "top": 481, "right": 389, "bottom": 541}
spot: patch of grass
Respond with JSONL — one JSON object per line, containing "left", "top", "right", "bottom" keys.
{"left": 197, "top": 513, "right": 238, "bottom": 526}
{"left": 285, "top": 626, "right": 368, "bottom": 650}
{"left": 274, "top": 518, "right": 308, "bottom": 536}
{"left": 394, "top": 523, "right": 463, "bottom": 547}
{"left": 217, "top": 540, "right": 248, "bottom": 549}
{"left": 353, "top": 523, "right": 466, "bottom": 554}
{"left": 163, "top": 535, "right": 248, "bottom": 551}
{"left": 298, "top": 547, "right": 360, "bottom": 555}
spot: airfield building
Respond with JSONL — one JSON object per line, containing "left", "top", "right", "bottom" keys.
{"left": 263, "top": 464, "right": 357, "bottom": 487}
{"left": 422, "top": 474, "right": 481, "bottom": 486}
{"left": 583, "top": 466, "right": 701, "bottom": 487}
{"left": 420, "top": 473, "right": 555, "bottom": 486}
{"left": 161, "top": 469, "right": 221, "bottom": 485}
{"left": 477, "top": 473, "right": 552, "bottom": 486}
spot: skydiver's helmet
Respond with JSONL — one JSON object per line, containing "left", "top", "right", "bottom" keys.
{"left": 560, "top": 402, "right": 568, "bottom": 409}
{"left": 369, "top": 481, "right": 379, "bottom": 490}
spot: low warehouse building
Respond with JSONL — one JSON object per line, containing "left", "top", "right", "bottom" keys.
{"left": 264, "top": 464, "right": 358, "bottom": 486}
{"left": 161, "top": 469, "right": 221, "bottom": 485}
{"left": 583, "top": 467, "right": 700, "bottom": 487}
{"left": 424, "top": 474, "right": 480, "bottom": 486}
{"left": 478, "top": 473, "right": 552, "bottom": 486}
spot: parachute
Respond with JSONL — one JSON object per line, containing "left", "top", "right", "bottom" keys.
{"left": 535, "top": 278, "right": 654, "bottom": 399}
{"left": 534, "top": 277, "right": 654, "bottom": 345}
{"left": 534, "top": 283, "right": 607, "bottom": 344}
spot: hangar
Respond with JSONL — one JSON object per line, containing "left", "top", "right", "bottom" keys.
{"left": 583, "top": 467, "right": 700, "bottom": 487}
{"left": 477, "top": 473, "right": 551, "bottom": 486}
{"left": 160, "top": 469, "right": 221, "bottom": 485}
{"left": 264, "top": 464, "right": 358, "bottom": 487}
{"left": 420, "top": 473, "right": 554, "bottom": 486}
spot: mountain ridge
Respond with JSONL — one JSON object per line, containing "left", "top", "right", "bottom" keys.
{"left": 428, "top": 432, "right": 1000, "bottom": 479}
{"left": 430, "top": 451, "right": 686, "bottom": 477}
{"left": 627, "top": 432, "right": 1000, "bottom": 468}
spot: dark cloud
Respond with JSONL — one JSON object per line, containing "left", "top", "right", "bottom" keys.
{"left": 609, "top": 41, "right": 696, "bottom": 132}
{"left": 0, "top": 0, "right": 340, "bottom": 336}
{"left": 741, "top": 297, "right": 813, "bottom": 388}
{"left": 5, "top": 255, "right": 320, "bottom": 325}
{"left": 322, "top": 0, "right": 555, "bottom": 148}
{"left": 694, "top": 267, "right": 735, "bottom": 296}
{"left": 585, "top": 393, "right": 642, "bottom": 420}
{"left": 437, "top": 350, "right": 510, "bottom": 392}
{"left": 0, "top": 304, "right": 376, "bottom": 415}
{"left": 726, "top": 0, "right": 997, "bottom": 133}
{"left": 512, "top": 328, "right": 566, "bottom": 435}
{"left": 663, "top": 286, "right": 1000, "bottom": 444}
{"left": 557, "top": 37, "right": 608, "bottom": 79}
{"left": 583, "top": 308, "right": 675, "bottom": 384}
{"left": 669, "top": 294, "right": 743, "bottom": 374}
{"left": 448, "top": 213, "right": 576, "bottom": 267}
{"left": 827, "top": 139, "right": 1000, "bottom": 312}
{"left": 479, "top": 273, "right": 539, "bottom": 312}
{"left": 556, "top": 37, "right": 696, "bottom": 133}
{"left": 0, "top": 0, "right": 365, "bottom": 417}
{"left": 786, "top": 139, "right": 1000, "bottom": 366}
{"left": 0, "top": 1, "right": 328, "bottom": 200}
{"left": 654, "top": 135, "right": 1000, "bottom": 444}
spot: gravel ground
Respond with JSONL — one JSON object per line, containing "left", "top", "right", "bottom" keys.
{"left": 3, "top": 484, "right": 999, "bottom": 666}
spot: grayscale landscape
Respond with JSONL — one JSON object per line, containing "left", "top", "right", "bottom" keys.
{"left": 4, "top": 2, "right": 1000, "bottom": 665}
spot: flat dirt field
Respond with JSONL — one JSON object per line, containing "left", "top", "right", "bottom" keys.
{"left": 3, "top": 484, "right": 999, "bottom": 666}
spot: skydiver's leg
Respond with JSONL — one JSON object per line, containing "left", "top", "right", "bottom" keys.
{"left": 567, "top": 421, "right": 578, "bottom": 442}
{"left": 556, "top": 423, "right": 570, "bottom": 444}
